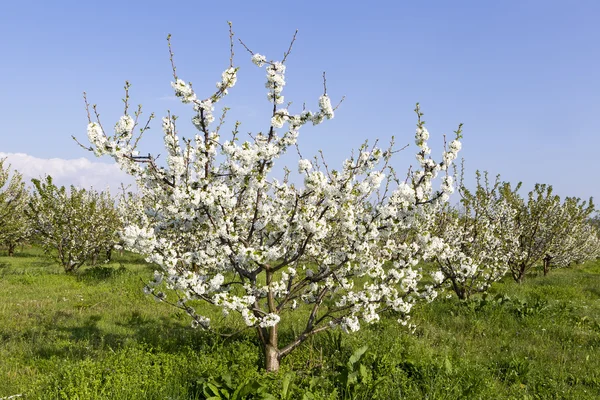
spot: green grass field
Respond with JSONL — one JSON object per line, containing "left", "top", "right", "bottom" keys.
{"left": 1, "top": 248, "right": 599, "bottom": 399}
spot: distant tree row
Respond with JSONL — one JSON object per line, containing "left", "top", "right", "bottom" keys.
{"left": 1, "top": 157, "right": 598, "bottom": 285}
{"left": 0, "top": 159, "right": 123, "bottom": 273}
{"left": 430, "top": 168, "right": 600, "bottom": 299}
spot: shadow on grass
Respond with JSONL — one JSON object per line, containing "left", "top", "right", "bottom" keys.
{"left": 33, "top": 311, "right": 230, "bottom": 361}
{"left": 117, "top": 311, "right": 222, "bottom": 350}
{"left": 110, "top": 251, "right": 153, "bottom": 266}
{"left": 0, "top": 263, "right": 62, "bottom": 277}
{"left": 0, "top": 250, "right": 42, "bottom": 258}
{"left": 76, "top": 265, "right": 130, "bottom": 282}
{"left": 586, "top": 287, "right": 600, "bottom": 299}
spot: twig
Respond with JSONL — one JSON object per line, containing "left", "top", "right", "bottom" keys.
{"left": 228, "top": 21, "right": 235, "bottom": 68}
{"left": 282, "top": 29, "right": 299, "bottom": 63}
{"left": 167, "top": 34, "right": 177, "bottom": 81}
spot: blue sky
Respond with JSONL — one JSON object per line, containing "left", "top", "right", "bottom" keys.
{"left": 1, "top": 0, "right": 599, "bottom": 201}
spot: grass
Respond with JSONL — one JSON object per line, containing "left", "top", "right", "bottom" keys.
{"left": 1, "top": 247, "right": 599, "bottom": 399}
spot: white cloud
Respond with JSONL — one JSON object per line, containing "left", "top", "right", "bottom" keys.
{"left": 0, "top": 153, "right": 135, "bottom": 193}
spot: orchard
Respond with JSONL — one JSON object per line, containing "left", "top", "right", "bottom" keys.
{"left": 76, "top": 26, "right": 599, "bottom": 373}
{"left": 1, "top": 21, "right": 599, "bottom": 400}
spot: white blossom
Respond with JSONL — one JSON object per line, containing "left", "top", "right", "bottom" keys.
{"left": 251, "top": 53, "right": 267, "bottom": 67}
{"left": 171, "top": 79, "right": 197, "bottom": 103}
{"left": 115, "top": 115, "right": 135, "bottom": 139}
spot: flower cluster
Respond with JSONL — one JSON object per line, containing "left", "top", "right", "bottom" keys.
{"left": 114, "top": 115, "right": 135, "bottom": 140}
{"left": 216, "top": 67, "right": 238, "bottom": 95}
{"left": 251, "top": 53, "right": 266, "bottom": 67}
{"left": 171, "top": 79, "right": 196, "bottom": 103}
{"left": 265, "top": 61, "right": 286, "bottom": 104}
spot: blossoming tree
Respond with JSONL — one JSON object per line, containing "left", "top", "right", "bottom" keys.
{"left": 501, "top": 183, "right": 598, "bottom": 282}
{"left": 541, "top": 196, "right": 598, "bottom": 274}
{"left": 501, "top": 183, "right": 562, "bottom": 283}
{"left": 0, "top": 159, "right": 31, "bottom": 256}
{"left": 79, "top": 27, "right": 463, "bottom": 371}
{"left": 430, "top": 170, "right": 518, "bottom": 299}
{"left": 27, "top": 176, "right": 121, "bottom": 272}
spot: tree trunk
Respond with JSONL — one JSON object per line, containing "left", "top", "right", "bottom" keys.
{"left": 543, "top": 254, "right": 552, "bottom": 276}
{"left": 513, "top": 263, "right": 527, "bottom": 284}
{"left": 451, "top": 278, "right": 467, "bottom": 300}
{"left": 264, "top": 343, "right": 280, "bottom": 372}
{"left": 8, "top": 243, "right": 15, "bottom": 257}
{"left": 262, "top": 270, "right": 281, "bottom": 372}
{"left": 509, "top": 262, "right": 523, "bottom": 284}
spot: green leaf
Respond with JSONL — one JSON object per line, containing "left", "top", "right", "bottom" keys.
{"left": 444, "top": 357, "right": 453, "bottom": 374}
{"left": 359, "top": 364, "right": 369, "bottom": 382}
{"left": 234, "top": 380, "right": 261, "bottom": 399}
{"left": 281, "top": 372, "right": 293, "bottom": 399}
{"left": 204, "top": 383, "right": 221, "bottom": 397}
{"left": 348, "top": 345, "right": 368, "bottom": 366}
{"left": 222, "top": 374, "right": 233, "bottom": 389}
{"left": 347, "top": 371, "right": 358, "bottom": 387}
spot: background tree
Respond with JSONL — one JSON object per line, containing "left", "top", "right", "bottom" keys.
{"left": 114, "top": 188, "right": 145, "bottom": 256}
{"left": 588, "top": 213, "right": 600, "bottom": 231}
{"left": 543, "top": 197, "right": 598, "bottom": 273}
{"left": 78, "top": 28, "right": 463, "bottom": 372}
{"left": 0, "top": 159, "right": 31, "bottom": 256}
{"left": 27, "top": 176, "right": 120, "bottom": 272}
{"left": 502, "top": 183, "right": 561, "bottom": 283}
{"left": 88, "top": 189, "right": 122, "bottom": 264}
{"left": 430, "top": 170, "right": 517, "bottom": 299}
{"left": 500, "top": 183, "right": 597, "bottom": 282}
